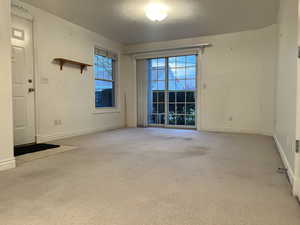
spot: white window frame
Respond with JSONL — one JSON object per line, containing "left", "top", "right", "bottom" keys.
{"left": 93, "top": 46, "right": 120, "bottom": 114}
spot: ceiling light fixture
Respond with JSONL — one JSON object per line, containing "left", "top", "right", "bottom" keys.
{"left": 145, "top": 2, "right": 168, "bottom": 22}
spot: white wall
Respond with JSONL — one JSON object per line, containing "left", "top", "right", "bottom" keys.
{"left": 0, "top": 0, "right": 15, "bottom": 171}
{"left": 12, "top": 0, "right": 128, "bottom": 142}
{"left": 125, "top": 25, "right": 277, "bottom": 136}
{"left": 274, "top": 0, "right": 299, "bottom": 192}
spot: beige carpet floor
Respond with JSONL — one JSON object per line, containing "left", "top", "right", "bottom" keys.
{"left": 0, "top": 128, "right": 299, "bottom": 225}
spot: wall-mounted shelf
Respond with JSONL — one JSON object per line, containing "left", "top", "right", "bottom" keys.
{"left": 54, "top": 58, "right": 92, "bottom": 74}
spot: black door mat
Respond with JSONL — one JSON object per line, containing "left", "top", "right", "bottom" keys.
{"left": 14, "top": 144, "right": 60, "bottom": 156}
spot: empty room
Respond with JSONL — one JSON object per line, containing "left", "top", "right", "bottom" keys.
{"left": 1, "top": 0, "right": 300, "bottom": 224}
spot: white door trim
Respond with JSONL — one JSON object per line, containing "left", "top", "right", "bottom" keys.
{"left": 11, "top": 2, "right": 40, "bottom": 145}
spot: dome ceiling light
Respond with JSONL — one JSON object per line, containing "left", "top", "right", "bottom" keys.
{"left": 145, "top": 2, "right": 168, "bottom": 22}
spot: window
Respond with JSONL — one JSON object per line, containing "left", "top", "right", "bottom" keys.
{"left": 148, "top": 55, "right": 197, "bottom": 127}
{"left": 150, "top": 58, "right": 166, "bottom": 125}
{"left": 94, "top": 48, "right": 117, "bottom": 108}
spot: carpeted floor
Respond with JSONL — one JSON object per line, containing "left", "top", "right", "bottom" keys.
{"left": 0, "top": 128, "right": 299, "bottom": 225}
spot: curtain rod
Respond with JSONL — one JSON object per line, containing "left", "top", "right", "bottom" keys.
{"left": 124, "top": 43, "right": 212, "bottom": 55}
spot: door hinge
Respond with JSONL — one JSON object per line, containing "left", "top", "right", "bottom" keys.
{"left": 296, "top": 140, "right": 300, "bottom": 153}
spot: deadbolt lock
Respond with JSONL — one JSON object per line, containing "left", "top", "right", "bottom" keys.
{"left": 28, "top": 88, "right": 35, "bottom": 93}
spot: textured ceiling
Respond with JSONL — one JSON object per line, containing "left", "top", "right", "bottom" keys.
{"left": 20, "top": 0, "right": 279, "bottom": 44}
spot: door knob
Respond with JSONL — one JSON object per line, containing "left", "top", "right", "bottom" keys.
{"left": 28, "top": 88, "right": 35, "bottom": 93}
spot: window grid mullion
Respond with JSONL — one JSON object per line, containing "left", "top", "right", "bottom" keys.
{"left": 165, "top": 57, "right": 168, "bottom": 127}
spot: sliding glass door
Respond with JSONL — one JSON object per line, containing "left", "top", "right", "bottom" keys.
{"left": 148, "top": 55, "right": 197, "bottom": 128}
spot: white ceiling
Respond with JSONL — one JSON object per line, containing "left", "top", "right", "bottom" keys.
{"left": 20, "top": 0, "right": 279, "bottom": 44}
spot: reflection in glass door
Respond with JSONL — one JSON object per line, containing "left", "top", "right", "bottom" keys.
{"left": 148, "top": 55, "right": 197, "bottom": 128}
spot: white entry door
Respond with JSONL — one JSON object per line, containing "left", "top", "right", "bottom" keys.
{"left": 11, "top": 15, "right": 35, "bottom": 146}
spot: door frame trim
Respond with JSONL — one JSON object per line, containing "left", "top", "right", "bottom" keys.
{"left": 11, "top": 5, "right": 39, "bottom": 145}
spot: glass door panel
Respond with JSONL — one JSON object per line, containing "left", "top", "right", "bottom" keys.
{"left": 149, "top": 58, "right": 167, "bottom": 126}
{"left": 148, "top": 55, "right": 197, "bottom": 128}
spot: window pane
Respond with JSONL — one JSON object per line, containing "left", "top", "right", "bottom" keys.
{"left": 176, "top": 104, "right": 185, "bottom": 114}
{"left": 186, "top": 104, "right": 195, "bottom": 115}
{"left": 186, "top": 92, "right": 195, "bottom": 102}
{"left": 168, "top": 57, "right": 176, "bottom": 68}
{"left": 176, "top": 92, "right": 185, "bottom": 102}
{"left": 94, "top": 62, "right": 104, "bottom": 79}
{"left": 152, "top": 103, "right": 158, "bottom": 113}
{"left": 158, "top": 114, "right": 165, "bottom": 125}
{"left": 151, "top": 114, "right": 158, "bottom": 124}
{"left": 151, "top": 69, "right": 157, "bottom": 80}
{"left": 95, "top": 80, "right": 114, "bottom": 107}
{"left": 186, "top": 55, "right": 196, "bottom": 66}
{"left": 158, "top": 103, "right": 165, "bottom": 113}
{"left": 104, "top": 69, "right": 113, "bottom": 80}
{"left": 186, "top": 67, "right": 196, "bottom": 79}
{"left": 176, "top": 56, "right": 186, "bottom": 67}
{"left": 157, "top": 58, "right": 165, "bottom": 67}
{"left": 169, "top": 104, "right": 175, "bottom": 113}
{"left": 152, "top": 92, "right": 158, "bottom": 102}
{"left": 157, "top": 69, "right": 165, "bottom": 80}
{"left": 168, "top": 113, "right": 176, "bottom": 125}
{"left": 186, "top": 115, "right": 195, "bottom": 126}
{"left": 151, "top": 58, "right": 158, "bottom": 68}
{"left": 175, "top": 79, "right": 185, "bottom": 90}
{"left": 176, "top": 115, "right": 185, "bottom": 125}
{"left": 168, "top": 68, "right": 176, "bottom": 80}
{"left": 168, "top": 80, "right": 175, "bottom": 90}
{"left": 157, "top": 81, "right": 165, "bottom": 90}
{"left": 169, "top": 92, "right": 175, "bottom": 102}
{"left": 186, "top": 79, "right": 196, "bottom": 90}
{"left": 158, "top": 92, "right": 165, "bottom": 102}
{"left": 94, "top": 55, "right": 113, "bottom": 81}
{"left": 104, "top": 58, "right": 112, "bottom": 71}
{"left": 95, "top": 70, "right": 104, "bottom": 80}
{"left": 175, "top": 68, "right": 185, "bottom": 79}
{"left": 107, "top": 58, "right": 113, "bottom": 67}
{"left": 152, "top": 81, "right": 158, "bottom": 90}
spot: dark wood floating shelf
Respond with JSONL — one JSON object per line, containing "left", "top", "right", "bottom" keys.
{"left": 54, "top": 58, "right": 92, "bottom": 74}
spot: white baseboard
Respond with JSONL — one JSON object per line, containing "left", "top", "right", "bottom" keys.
{"left": 0, "top": 158, "right": 16, "bottom": 171}
{"left": 200, "top": 127, "right": 273, "bottom": 136}
{"left": 273, "top": 135, "right": 295, "bottom": 191}
{"left": 36, "top": 125, "right": 124, "bottom": 143}
{"left": 295, "top": 177, "right": 300, "bottom": 197}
